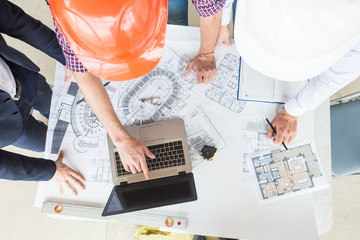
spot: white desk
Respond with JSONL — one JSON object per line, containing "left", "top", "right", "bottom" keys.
{"left": 35, "top": 25, "right": 332, "bottom": 240}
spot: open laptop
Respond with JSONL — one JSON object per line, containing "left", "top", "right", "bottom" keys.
{"left": 102, "top": 118, "right": 197, "bottom": 216}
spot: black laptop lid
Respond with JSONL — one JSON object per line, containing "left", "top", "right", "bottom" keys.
{"left": 102, "top": 173, "right": 197, "bottom": 216}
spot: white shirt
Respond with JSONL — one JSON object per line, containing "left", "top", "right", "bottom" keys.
{"left": 221, "top": 0, "right": 234, "bottom": 25}
{"left": 285, "top": 41, "right": 360, "bottom": 116}
{"left": 0, "top": 57, "right": 16, "bottom": 98}
{"left": 221, "top": 1, "right": 360, "bottom": 116}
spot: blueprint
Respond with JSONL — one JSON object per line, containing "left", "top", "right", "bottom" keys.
{"left": 183, "top": 106, "right": 226, "bottom": 168}
{"left": 246, "top": 139, "right": 328, "bottom": 203}
{"left": 240, "top": 116, "right": 275, "bottom": 183}
{"left": 46, "top": 46, "right": 197, "bottom": 158}
{"left": 46, "top": 46, "right": 226, "bottom": 186}
{"left": 199, "top": 44, "right": 247, "bottom": 120}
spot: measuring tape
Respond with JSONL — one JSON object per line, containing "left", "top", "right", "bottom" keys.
{"left": 42, "top": 201, "right": 187, "bottom": 230}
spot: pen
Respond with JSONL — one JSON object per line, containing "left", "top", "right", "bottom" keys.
{"left": 265, "top": 118, "right": 288, "bottom": 150}
{"left": 77, "top": 81, "right": 110, "bottom": 105}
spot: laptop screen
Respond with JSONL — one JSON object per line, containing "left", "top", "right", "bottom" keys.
{"left": 102, "top": 173, "right": 197, "bottom": 216}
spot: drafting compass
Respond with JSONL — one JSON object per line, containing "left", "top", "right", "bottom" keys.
{"left": 139, "top": 96, "right": 161, "bottom": 106}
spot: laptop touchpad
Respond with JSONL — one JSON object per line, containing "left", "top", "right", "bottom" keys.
{"left": 140, "top": 124, "right": 163, "bottom": 143}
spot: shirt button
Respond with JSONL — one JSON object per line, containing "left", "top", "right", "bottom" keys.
{"left": 5, "top": 98, "right": 11, "bottom": 103}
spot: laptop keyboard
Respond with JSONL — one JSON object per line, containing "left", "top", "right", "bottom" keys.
{"left": 115, "top": 140, "right": 186, "bottom": 177}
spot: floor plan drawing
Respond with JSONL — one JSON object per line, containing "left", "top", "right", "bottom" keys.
{"left": 247, "top": 140, "right": 328, "bottom": 202}
{"left": 240, "top": 116, "right": 274, "bottom": 183}
{"left": 203, "top": 44, "right": 246, "bottom": 117}
{"left": 183, "top": 107, "right": 226, "bottom": 168}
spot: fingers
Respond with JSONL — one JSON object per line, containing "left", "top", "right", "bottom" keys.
{"left": 267, "top": 126, "right": 274, "bottom": 139}
{"left": 65, "top": 180, "right": 78, "bottom": 195}
{"left": 134, "top": 161, "right": 142, "bottom": 172}
{"left": 142, "top": 145, "right": 153, "bottom": 180}
{"left": 129, "top": 165, "right": 137, "bottom": 174}
{"left": 207, "top": 69, "right": 216, "bottom": 84}
{"left": 185, "top": 61, "right": 194, "bottom": 76}
{"left": 288, "top": 135, "right": 295, "bottom": 145}
{"left": 196, "top": 69, "right": 203, "bottom": 84}
{"left": 69, "top": 168, "right": 86, "bottom": 182}
{"left": 273, "top": 132, "right": 284, "bottom": 145}
{"left": 123, "top": 163, "right": 130, "bottom": 172}
{"left": 143, "top": 145, "right": 155, "bottom": 159}
{"left": 140, "top": 159, "right": 150, "bottom": 180}
{"left": 69, "top": 174, "right": 86, "bottom": 190}
{"left": 196, "top": 68, "right": 216, "bottom": 85}
{"left": 224, "top": 39, "right": 232, "bottom": 47}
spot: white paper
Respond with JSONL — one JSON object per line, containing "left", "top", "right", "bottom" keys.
{"left": 45, "top": 46, "right": 199, "bottom": 187}
{"left": 183, "top": 106, "right": 226, "bottom": 168}
{"left": 247, "top": 139, "right": 328, "bottom": 203}
{"left": 239, "top": 62, "right": 306, "bottom": 103}
{"left": 195, "top": 43, "right": 247, "bottom": 121}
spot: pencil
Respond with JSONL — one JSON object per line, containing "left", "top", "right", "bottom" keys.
{"left": 265, "top": 118, "right": 288, "bottom": 150}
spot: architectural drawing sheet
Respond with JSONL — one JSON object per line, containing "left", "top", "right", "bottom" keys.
{"left": 46, "top": 46, "right": 225, "bottom": 186}
{"left": 183, "top": 106, "right": 226, "bottom": 168}
{"left": 198, "top": 43, "right": 247, "bottom": 120}
{"left": 246, "top": 139, "right": 328, "bottom": 203}
{"left": 241, "top": 116, "right": 275, "bottom": 183}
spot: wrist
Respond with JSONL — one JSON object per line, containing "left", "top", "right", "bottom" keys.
{"left": 281, "top": 108, "right": 296, "bottom": 119}
{"left": 197, "top": 51, "right": 214, "bottom": 57}
{"left": 112, "top": 130, "right": 133, "bottom": 147}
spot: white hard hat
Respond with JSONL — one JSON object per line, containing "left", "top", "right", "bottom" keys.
{"left": 234, "top": 0, "right": 360, "bottom": 81}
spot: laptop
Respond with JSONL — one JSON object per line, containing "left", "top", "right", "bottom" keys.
{"left": 102, "top": 118, "right": 197, "bottom": 216}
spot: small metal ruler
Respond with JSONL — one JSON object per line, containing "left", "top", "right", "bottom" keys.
{"left": 42, "top": 201, "right": 187, "bottom": 230}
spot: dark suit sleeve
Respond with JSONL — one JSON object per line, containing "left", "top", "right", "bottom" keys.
{"left": 0, "top": 0, "right": 66, "bottom": 65}
{"left": 0, "top": 149, "right": 56, "bottom": 181}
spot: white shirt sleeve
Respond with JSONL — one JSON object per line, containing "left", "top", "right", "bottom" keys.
{"left": 0, "top": 57, "right": 16, "bottom": 99}
{"left": 221, "top": 0, "right": 234, "bottom": 25}
{"left": 285, "top": 41, "right": 360, "bottom": 116}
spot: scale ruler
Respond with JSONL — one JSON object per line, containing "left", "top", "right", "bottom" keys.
{"left": 42, "top": 201, "right": 187, "bottom": 230}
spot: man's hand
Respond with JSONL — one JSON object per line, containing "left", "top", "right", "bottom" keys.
{"left": 186, "top": 9, "right": 222, "bottom": 85}
{"left": 216, "top": 25, "right": 231, "bottom": 47}
{"left": 50, "top": 151, "right": 86, "bottom": 195}
{"left": 267, "top": 109, "right": 297, "bottom": 145}
{"left": 186, "top": 54, "right": 216, "bottom": 84}
{"left": 116, "top": 135, "right": 155, "bottom": 180}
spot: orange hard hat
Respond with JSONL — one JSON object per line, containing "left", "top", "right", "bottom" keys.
{"left": 49, "top": 0, "right": 168, "bottom": 81}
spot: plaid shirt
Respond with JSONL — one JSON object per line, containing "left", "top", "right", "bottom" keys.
{"left": 192, "top": 0, "right": 226, "bottom": 17}
{"left": 46, "top": 0, "right": 88, "bottom": 73}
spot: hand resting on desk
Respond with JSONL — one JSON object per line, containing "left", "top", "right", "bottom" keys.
{"left": 50, "top": 151, "right": 86, "bottom": 195}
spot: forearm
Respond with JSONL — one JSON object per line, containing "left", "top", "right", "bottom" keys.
{"left": 285, "top": 42, "right": 360, "bottom": 116}
{"left": 199, "top": 9, "right": 222, "bottom": 53}
{"left": 0, "top": 150, "right": 56, "bottom": 181}
{"left": 72, "top": 72, "right": 130, "bottom": 145}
